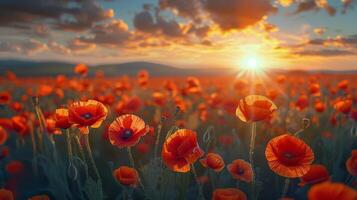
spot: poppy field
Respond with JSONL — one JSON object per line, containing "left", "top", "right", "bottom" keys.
{"left": 0, "top": 65, "right": 356, "bottom": 200}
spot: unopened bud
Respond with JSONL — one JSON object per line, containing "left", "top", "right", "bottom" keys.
{"left": 301, "top": 118, "right": 310, "bottom": 129}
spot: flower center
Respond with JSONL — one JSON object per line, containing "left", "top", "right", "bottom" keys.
{"left": 121, "top": 129, "right": 133, "bottom": 140}
{"left": 237, "top": 167, "right": 244, "bottom": 175}
{"left": 81, "top": 113, "right": 93, "bottom": 120}
{"left": 283, "top": 153, "right": 294, "bottom": 159}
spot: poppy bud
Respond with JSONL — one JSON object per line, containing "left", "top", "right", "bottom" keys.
{"left": 301, "top": 118, "right": 310, "bottom": 129}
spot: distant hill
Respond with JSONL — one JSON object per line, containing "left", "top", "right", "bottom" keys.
{"left": 0, "top": 59, "right": 237, "bottom": 77}
{"left": 0, "top": 59, "right": 355, "bottom": 77}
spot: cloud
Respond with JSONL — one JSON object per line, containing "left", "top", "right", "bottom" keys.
{"left": 294, "top": 49, "right": 355, "bottom": 57}
{"left": 260, "top": 22, "right": 279, "bottom": 33}
{"left": 159, "top": 0, "right": 202, "bottom": 21}
{"left": 0, "top": 0, "right": 113, "bottom": 32}
{"left": 202, "top": 0, "right": 277, "bottom": 31}
{"left": 0, "top": 39, "right": 47, "bottom": 55}
{"left": 278, "top": 0, "right": 295, "bottom": 7}
{"left": 307, "top": 34, "right": 357, "bottom": 47}
{"left": 342, "top": 0, "right": 356, "bottom": 13}
{"left": 133, "top": 10, "right": 184, "bottom": 38}
{"left": 48, "top": 41, "right": 71, "bottom": 55}
{"left": 294, "top": 0, "right": 336, "bottom": 16}
{"left": 33, "top": 24, "right": 51, "bottom": 37}
{"left": 67, "top": 39, "right": 96, "bottom": 52}
{"left": 78, "top": 20, "right": 131, "bottom": 47}
{"left": 313, "top": 27, "right": 326, "bottom": 36}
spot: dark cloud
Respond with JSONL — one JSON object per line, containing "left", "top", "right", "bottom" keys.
{"left": 0, "top": 0, "right": 113, "bottom": 32}
{"left": 79, "top": 20, "right": 131, "bottom": 46}
{"left": 159, "top": 0, "right": 202, "bottom": 22}
{"left": 133, "top": 10, "right": 184, "bottom": 38}
{"left": 294, "top": 0, "right": 336, "bottom": 16}
{"left": 307, "top": 34, "right": 357, "bottom": 47}
{"left": 202, "top": 0, "right": 277, "bottom": 31}
{"left": 294, "top": 49, "right": 355, "bottom": 57}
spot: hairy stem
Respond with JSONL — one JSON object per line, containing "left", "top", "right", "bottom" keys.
{"left": 191, "top": 164, "right": 205, "bottom": 200}
{"left": 249, "top": 122, "right": 257, "bottom": 199}
{"left": 84, "top": 134, "right": 100, "bottom": 181}
{"left": 281, "top": 178, "right": 290, "bottom": 198}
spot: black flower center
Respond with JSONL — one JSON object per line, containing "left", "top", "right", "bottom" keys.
{"left": 81, "top": 113, "right": 93, "bottom": 120}
{"left": 237, "top": 167, "right": 244, "bottom": 175}
{"left": 283, "top": 153, "right": 294, "bottom": 159}
{"left": 121, "top": 129, "right": 133, "bottom": 140}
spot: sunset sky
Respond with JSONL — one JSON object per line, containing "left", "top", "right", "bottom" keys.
{"left": 0, "top": 0, "right": 356, "bottom": 70}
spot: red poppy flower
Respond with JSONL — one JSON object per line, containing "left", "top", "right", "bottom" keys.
{"left": 68, "top": 100, "right": 108, "bottom": 134}
{"left": 0, "top": 118, "right": 13, "bottom": 130}
{"left": 11, "top": 116, "right": 29, "bottom": 136}
{"left": 265, "top": 134, "right": 314, "bottom": 178}
{"left": 0, "top": 126, "right": 8, "bottom": 145}
{"left": 0, "top": 91, "right": 11, "bottom": 105}
{"left": 308, "top": 182, "right": 357, "bottom": 200}
{"left": 299, "top": 164, "right": 330, "bottom": 187}
{"left": 309, "top": 83, "right": 320, "bottom": 95}
{"left": 28, "top": 195, "right": 50, "bottom": 200}
{"left": 136, "top": 142, "right": 150, "bottom": 154}
{"left": 10, "top": 102, "right": 22, "bottom": 112}
{"left": 334, "top": 99, "right": 352, "bottom": 114}
{"left": 162, "top": 129, "right": 204, "bottom": 173}
{"left": 236, "top": 95, "right": 277, "bottom": 122}
{"left": 227, "top": 159, "right": 253, "bottom": 183}
{"left": 6, "top": 160, "right": 24, "bottom": 175}
{"left": 113, "top": 166, "right": 139, "bottom": 187}
{"left": 200, "top": 153, "right": 225, "bottom": 172}
{"left": 152, "top": 92, "right": 166, "bottom": 106}
{"left": 0, "top": 188, "right": 14, "bottom": 200}
{"left": 337, "top": 80, "right": 349, "bottom": 90}
{"left": 108, "top": 114, "right": 149, "bottom": 148}
{"left": 37, "top": 85, "right": 53, "bottom": 97}
{"left": 314, "top": 101, "right": 325, "bottom": 113}
{"left": 55, "top": 108, "right": 72, "bottom": 129}
{"left": 45, "top": 118, "right": 61, "bottom": 135}
{"left": 74, "top": 63, "right": 88, "bottom": 76}
{"left": 346, "top": 149, "right": 357, "bottom": 176}
{"left": 296, "top": 95, "right": 309, "bottom": 111}
{"left": 212, "top": 188, "right": 247, "bottom": 200}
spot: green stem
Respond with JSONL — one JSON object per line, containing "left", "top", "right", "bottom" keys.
{"left": 84, "top": 134, "right": 100, "bottom": 181}
{"left": 249, "top": 122, "right": 257, "bottom": 199}
{"left": 74, "top": 134, "right": 85, "bottom": 160}
{"left": 66, "top": 129, "right": 73, "bottom": 161}
{"left": 29, "top": 121, "right": 38, "bottom": 176}
{"left": 191, "top": 164, "right": 205, "bottom": 200}
{"left": 154, "top": 121, "right": 163, "bottom": 160}
{"left": 127, "top": 147, "right": 135, "bottom": 168}
{"left": 127, "top": 147, "right": 145, "bottom": 190}
{"left": 281, "top": 178, "right": 290, "bottom": 198}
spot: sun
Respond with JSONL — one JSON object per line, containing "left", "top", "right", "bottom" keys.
{"left": 242, "top": 56, "right": 261, "bottom": 71}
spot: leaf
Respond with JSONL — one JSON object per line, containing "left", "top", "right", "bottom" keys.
{"left": 83, "top": 178, "right": 105, "bottom": 200}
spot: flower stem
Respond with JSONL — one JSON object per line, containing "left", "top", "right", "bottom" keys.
{"left": 281, "top": 178, "right": 290, "bottom": 198}
{"left": 191, "top": 164, "right": 205, "bottom": 200}
{"left": 127, "top": 147, "right": 136, "bottom": 168}
{"left": 127, "top": 147, "right": 145, "bottom": 190}
{"left": 74, "top": 134, "right": 85, "bottom": 160}
{"left": 28, "top": 121, "right": 38, "bottom": 175}
{"left": 154, "top": 120, "right": 163, "bottom": 160}
{"left": 84, "top": 134, "right": 100, "bottom": 181}
{"left": 66, "top": 129, "right": 73, "bottom": 161}
{"left": 249, "top": 122, "right": 257, "bottom": 199}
